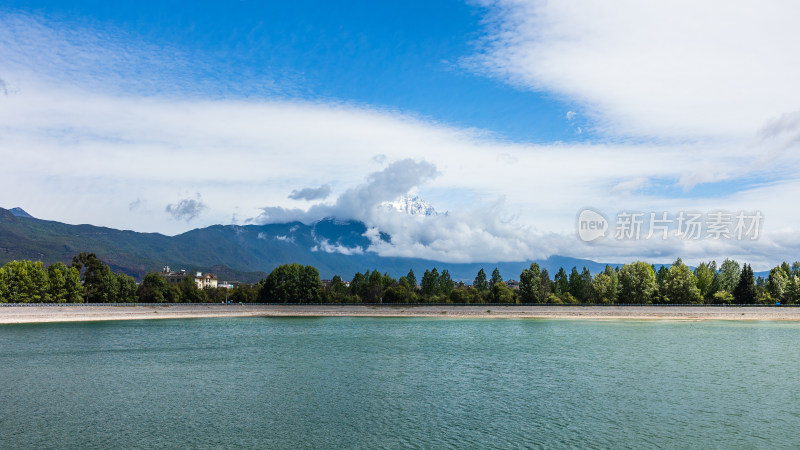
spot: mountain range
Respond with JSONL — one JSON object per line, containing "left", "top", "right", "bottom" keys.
{"left": 0, "top": 206, "right": 617, "bottom": 283}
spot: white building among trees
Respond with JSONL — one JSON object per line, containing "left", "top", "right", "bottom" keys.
{"left": 162, "top": 266, "right": 218, "bottom": 289}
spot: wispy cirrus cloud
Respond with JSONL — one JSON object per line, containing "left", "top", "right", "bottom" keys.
{"left": 0, "top": 10, "right": 296, "bottom": 98}
{"left": 468, "top": 0, "right": 800, "bottom": 141}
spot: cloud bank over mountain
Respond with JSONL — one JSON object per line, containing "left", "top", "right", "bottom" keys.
{"left": 252, "top": 159, "right": 551, "bottom": 263}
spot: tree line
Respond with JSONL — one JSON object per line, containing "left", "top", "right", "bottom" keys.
{"left": 0, "top": 253, "right": 233, "bottom": 304}
{"left": 2, "top": 253, "right": 799, "bottom": 305}
{"left": 246, "top": 258, "right": 800, "bottom": 305}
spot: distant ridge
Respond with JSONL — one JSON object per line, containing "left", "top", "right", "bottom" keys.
{"left": 0, "top": 206, "right": 623, "bottom": 282}
{"left": 9, "top": 207, "right": 33, "bottom": 218}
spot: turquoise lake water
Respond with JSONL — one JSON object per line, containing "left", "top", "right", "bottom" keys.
{"left": 2, "top": 317, "right": 800, "bottom": 448}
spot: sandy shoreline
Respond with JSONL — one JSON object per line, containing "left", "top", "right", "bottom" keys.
{"left": 2, "top": 304, "right": 800, "bottom": 324}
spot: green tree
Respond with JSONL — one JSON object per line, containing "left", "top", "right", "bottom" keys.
{"left": 0, "top": 266, "right": 6, "bottom": 302}
{"left": 553, "top": 267, "right": 569, "bottom": 296}
{"left": 230, "top": 284, "right": 259, "bottom": 303}
{"left": 405, "top": 269, "right": 417, "bottom": 290}
{"left": 580, "top": 267, "right": 593, "bottom": 303}
{"left": 733, "top": 263, "right": 757, "bottom": 304}
{"left": 46, "top": 262, "right": 68, "bottom": 303}
{"left": 519, "top": 263, "right": 543, "bottom": 303}
{"left": 179, "top": 276, "right": 206, "bottom": 303}
{"left": 712, "top": 290, "right": 734, "bottom": 304}
{"left": 363, "top": 270, "right": 385, "bottom": 302}
{"left": 65, "top": 266, "right": 83, "bottom": 303}
{"left": 381, "top": 272, "right": 396, "bottom": 289}
{"left": 0, "top": 260, "right": 50, "bottom": 303}
{"left": 601, "top": 265, "right": 619, "bottom": 302}
{"left": 449, "top": 286, "right": 481, "bottom": 304}
{"left": 540, "top": 269, "right": 553, "bottom": 299}
{"left": 780, "top": 262, "right": 792, "bottom": 278}
{"left": 473, "top": 268, "right": 488, "bottom": 292}
{"left": 491, "top": 281, "right": 516, "bottom": 304}
{"left": 47, "top": 262, "right": 83, "bottom": 303}
{"left": 568, "top": 267, "right": 583, "bottom": 301}
{"left": 591, "top": 272, "right": 616, "bottom": 304}
{"left": 165, "top": 285, "right": 182, "bottom": 303}
{"left": 767, "top": 266, "right": 788, "bottom": 303}
{"left": 489, "top": 268, "right": 503, "bottom": 290}
{"left": 330, "top": 275, "right": 347, "bottom": 294}
{"left": 300, "top": 264, "right": 323, "bottom": 303}
{"left": 787, "top": 275, "right": 800, "bottom": 304}
{"left": 71, "top": 253, "right": 118, "bottom": 303}
{"left": 421, "top": 268, "right": 440, "bottom": 296}
{"left": 756, "top": 276, "right": 767, "bottom": 300}
{"left": 349, "top": 272, "right": 366, "bottom": 299}
{"left": 397, "top": 276, "right": 410, "bottom": 290}
{"left": 718, "top": 259, "right": 741, "bottom": 294}
{"left": 205, "top": 287, "right": 229, "bottom": 303}
{"left": 137, "top": 272, "right": 170, "bottom": 303}
{"left": 663, "top": 259, "right": 702, "bottom": 304}
{"left": 439, "top": 270, "right": 455, "bottom": 296}
{"left": 383, "top": 285, "right": 416, "bottom": 304}
{"left": 618, "top": 261, "right": 656, "bottom": 304}
{"left": 258, "top": 263, "right": 321, "bottom": 303}
{"left": 117, "top": 273, "right": 138, "bottom": 303}
{"left": 567, "top": 267, "right": 592, "bottom": 302}
{"left": 654, "top": 265, "right": 669, "bottom": 303}
{"left": 694, "top": 262, "right": 717, "bottom": 302}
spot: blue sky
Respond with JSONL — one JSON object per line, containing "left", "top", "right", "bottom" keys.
{"left": 4, "top": 0, "right": 584, "bottom": 142}
{"left": 2, "top": 0, "right": 800, "bottom": 268}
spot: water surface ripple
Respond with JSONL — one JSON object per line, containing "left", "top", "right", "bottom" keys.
{"left": 2, "top": 318, "right": 799, "bottom": 448}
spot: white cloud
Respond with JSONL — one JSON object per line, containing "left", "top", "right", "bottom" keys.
{"left": 275, "top": 235, "right": 295, "bottom": 244}
{"left": 2, "top": 7, "right": 800, "bottom": 269}
{"left": 3, "top": 78, "right": 799, "bottom": 265}
{"left": 756, "top": 110, "right": 800, "bottom": 164}
{"left": 252, "top": 159, "right": 439, "bottom": 223}
{"left": 471, "top": 0, "right": 800, "bottom": 141}
{"left": 165, "top": 194, "right": 206, "bottom": 222}
{"left": 0, "top": 11, "right": 294, "bottom": 98}
{"left": 128, "top": 198, "right": 144, "bottom": 211}
{"left": 312, "top": 239, "right": 365, "bottom": 256}
{"left": 288, "top": 185, "right": 332, "bottom": 201}
{"left": 610, "top": 177, "right": 649, "bottom": 196}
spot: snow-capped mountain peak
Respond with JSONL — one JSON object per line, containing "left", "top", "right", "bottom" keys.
{"left": 381, "top": 195, "right": 437, "bottom": 216}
